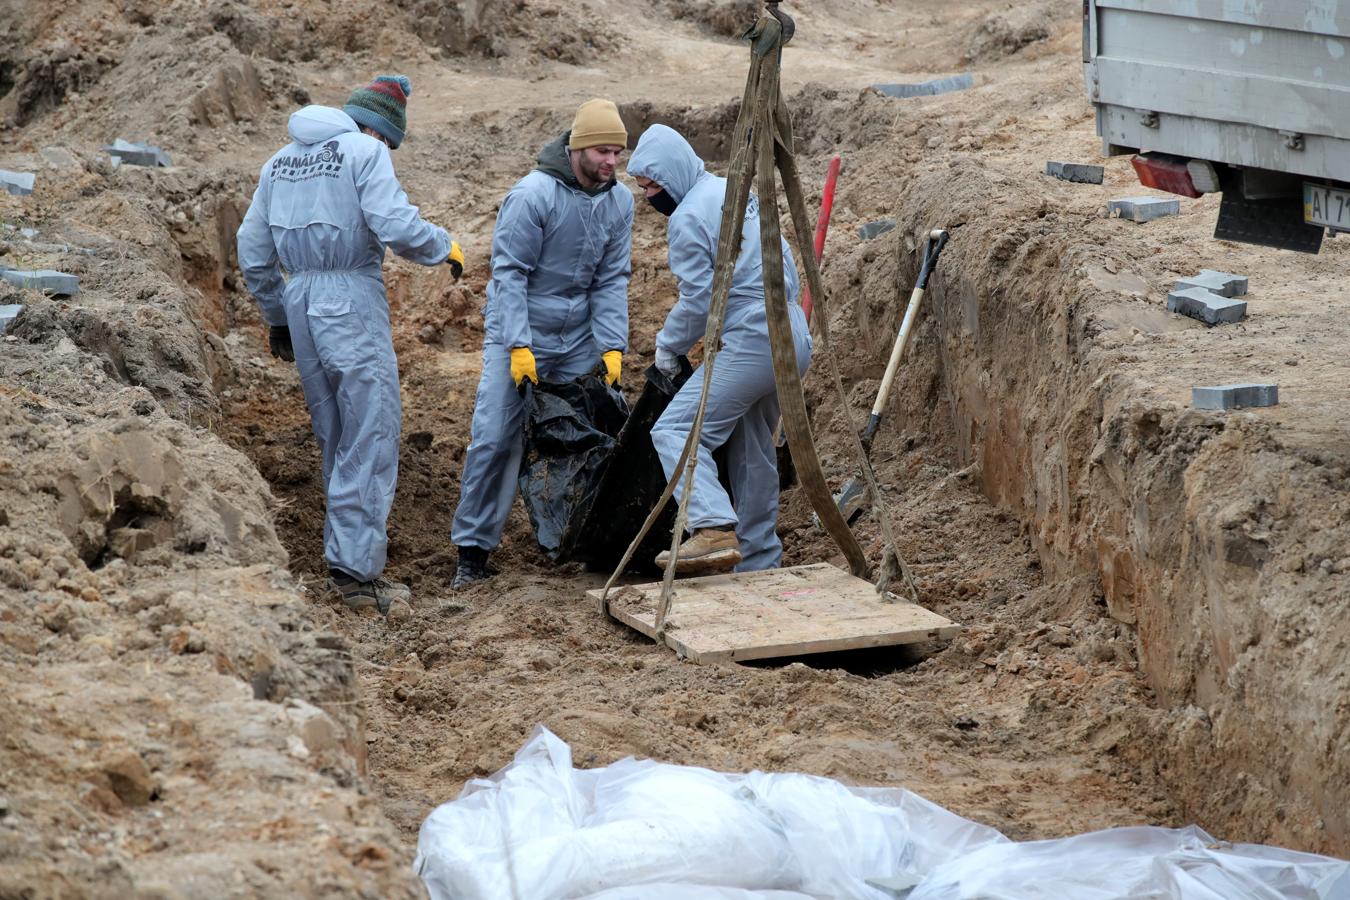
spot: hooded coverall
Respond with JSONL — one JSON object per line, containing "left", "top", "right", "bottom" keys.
{"left": 627, "top": 125, "right": 812, "bottom": 571}
{"left": 236, "top": 105, "right": 451, "bottom": 582}
{"left": 450, "top": 133, "right": 634, "bottom": 552}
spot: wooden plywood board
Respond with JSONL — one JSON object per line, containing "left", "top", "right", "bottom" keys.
{"left": 588, "top": 563, "right": 961, "bottom": 664}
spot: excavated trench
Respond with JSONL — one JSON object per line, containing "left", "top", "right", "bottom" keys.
{"left": 197, "top": 98, "right": 1342, "bottom": 856}
{"left": 837, "top": 156, "right": 1350, "bottom": 855}
{"left": 194, "top": 102, "right": 1185, "bottom": 853}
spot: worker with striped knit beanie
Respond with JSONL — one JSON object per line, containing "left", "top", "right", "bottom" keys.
{"left": 343, "top": 74, "right": 412, "bottom": 149}
{"left": 236, "top": 72, "right": 463, "bottom": 615}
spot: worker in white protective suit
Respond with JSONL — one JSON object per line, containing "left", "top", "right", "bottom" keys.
{"left": 237, "top": 75, "right": 461, "bottom": 614}
{"left": 451, "top": 99, "right": 634, "bottom": 588}
{"left": 627, "top": 124, "right": 811, "bottom": 573}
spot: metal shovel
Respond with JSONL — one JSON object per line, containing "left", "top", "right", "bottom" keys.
{"left": 833, "top": 228, "right": 950, "bottom": 523}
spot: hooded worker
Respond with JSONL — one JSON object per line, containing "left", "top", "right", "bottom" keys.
{"left": 627, "top": 124, "right": 811, "bottom": 573}
{"left": 451, "top": 99, "right": 634, "bottom": 588}
{"left": 236, "top": 75, "right": 460, "bottom": 614}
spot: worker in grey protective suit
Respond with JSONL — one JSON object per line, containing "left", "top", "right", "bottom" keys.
{"left": 627, "top": 124, "right": 811, "bottom": 573}
{"left": 237, "top": 75, "right": 458, "bottom": 614}
{"left": 451, "top": 99, "right": 634, "bottom": 588}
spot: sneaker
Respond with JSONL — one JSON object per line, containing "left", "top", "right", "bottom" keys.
{"left": 654, "top": 527, "right": 742, "bottom": 574}
{"left": 326, "top": 570, "right": 411, "bottom": 615}
{"left": 453, "top": 546, "right": 492, "bottom": 590}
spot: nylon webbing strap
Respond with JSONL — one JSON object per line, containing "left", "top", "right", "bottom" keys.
{"left": 600, "top": 9, "right": 917, "bottom": 638}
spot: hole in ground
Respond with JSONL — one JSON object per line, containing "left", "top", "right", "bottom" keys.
{"left": 744, "top": 640, "right": 943, "bottom": 677}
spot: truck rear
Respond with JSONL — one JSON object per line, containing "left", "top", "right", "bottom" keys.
{"left": 1083, "top": 0, "right": 1350, "bottom": 253}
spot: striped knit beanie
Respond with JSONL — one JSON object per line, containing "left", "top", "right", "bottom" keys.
{"left": 344, "top": 75, "right": 411, "bottom": 149}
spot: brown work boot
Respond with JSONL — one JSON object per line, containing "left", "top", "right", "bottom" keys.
{"left": 325, "top": 570, "right": 411, "bottom": 615}
{"left": 654, "top": 527, "right": 742, "bottom": 574}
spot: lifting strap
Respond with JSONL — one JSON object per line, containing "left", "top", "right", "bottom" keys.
{"left": 601, "top": 6, "right": 917, "bottom": 637}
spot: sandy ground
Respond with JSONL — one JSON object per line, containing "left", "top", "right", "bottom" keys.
{"left": 0, "top": 0, "right": 1345, "bottom": 894}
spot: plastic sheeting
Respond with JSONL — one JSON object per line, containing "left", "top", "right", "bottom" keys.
{"left": 415, "top": 727, "right": 1349, "bottom": 900}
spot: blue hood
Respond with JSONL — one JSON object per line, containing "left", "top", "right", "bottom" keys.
{"left": 627, "top": 124, "right": 707, "bottom": 203}
{"left": 288, "top": 105, "right": 359, "bottom": 146}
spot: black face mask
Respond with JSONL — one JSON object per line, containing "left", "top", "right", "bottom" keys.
{"left": 646, "top": 189, "right": 678, "bottom": 217}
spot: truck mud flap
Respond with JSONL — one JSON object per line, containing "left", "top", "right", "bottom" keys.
{"left": 1215, "top": 189, "right": 1323, "bottom": 254}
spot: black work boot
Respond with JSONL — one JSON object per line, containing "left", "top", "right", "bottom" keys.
{"left": 453, "top": 546, "right": 491, "bottom": 589}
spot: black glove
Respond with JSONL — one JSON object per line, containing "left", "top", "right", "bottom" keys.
{"left": 446, "top": 240, "right": 464, "bottom": 282}
{"left": 268, "top": 325, "right": 295, "bottom": 362}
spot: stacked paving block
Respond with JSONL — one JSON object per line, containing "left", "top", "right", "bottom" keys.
{"left": 1175, "top": 269, "right": 1248, "bottom": 297}
{"left": 1109, "top": 196, "right": 1180, "bottom": 222}
{"left": 0, "top": 267, "right": 80, "bottom": 296}
{"left": 0, "top": 170, "right": 36, "bottom": 196}
{"left": 1167, "top": 269, "right": 1249, "bottom": 326}
{"left": 1166, "top": 287, "right": 1246, "bottom": 325}
{"left": 1045, "top": 161, "right": 1104, "bottom": 184}
{"left": 1192, "top": 384, "right": 1278, "bottom": 410}
{"left": 104, "top": 138, "right": 172, "bottom": 168}
{"left": 0, "top": 304, "right": 22, "bottom": 334}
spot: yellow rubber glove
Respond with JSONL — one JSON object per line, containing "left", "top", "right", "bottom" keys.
{"left": 510, "top": 346, "right": 537, "bottom": 387}
{"left": 446, "top": 241, "right": 465, "bottom": 281}
{"left": 602, "top": 350, "right": 622, "bottom": 386}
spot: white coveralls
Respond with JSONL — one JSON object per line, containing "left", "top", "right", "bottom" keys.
{"left": 450, "top": 133, "right": 634, "bottom": 552}
{"left": 627, "top": 125, "right": 812, "bottom": 572}
{"left": 236, "top": 105, "right": 451, "bottom": 581}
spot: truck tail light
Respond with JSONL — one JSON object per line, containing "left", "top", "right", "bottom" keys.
{"left": 1131, "top": 153, "right": 1203, "bottom": 198}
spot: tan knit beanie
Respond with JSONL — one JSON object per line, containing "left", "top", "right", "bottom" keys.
{"left": 569, "top": 99, "right": 628, "bottom": 151}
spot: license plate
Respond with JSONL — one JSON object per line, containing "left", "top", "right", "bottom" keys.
{"left": 1304, "top": 183, "right": 1350, "bottom": 231}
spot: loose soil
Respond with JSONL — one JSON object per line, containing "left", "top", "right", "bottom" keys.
{"left": 1, "top": 0, "right": 1345, "bottom": 894}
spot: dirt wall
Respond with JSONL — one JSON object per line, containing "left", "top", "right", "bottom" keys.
{"left": 826, "top": 159, "right": 1350, "bottom": 855}
{"left": 0, "top": 128, "right": 423, "bottom": 897}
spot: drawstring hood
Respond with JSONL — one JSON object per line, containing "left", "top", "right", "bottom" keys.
{"left": 627, "top": 124, "right": 707, "bottom": 203}
{"left": 287, "top": 105, "right": 359, "bottom": 145}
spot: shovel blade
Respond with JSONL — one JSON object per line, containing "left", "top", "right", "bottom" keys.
{"left": 813, "top": 478, "right": 868, "bottom": 530}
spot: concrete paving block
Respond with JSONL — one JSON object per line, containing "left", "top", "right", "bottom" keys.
{"left": 1176, "top": 269, "right": 1248, "bottom": 297}
{"left": 105, "top": 138, "right": 172, "bottom": 167}
{"left": 1109, "top": 196, "right": 1180, "bottom": 223}
{"left": 873, "top": 73, "right": 974, "bottom": 98}
{"left": 1192, "top": 383, "right": 1278, "bottom": 410}
{"left": 858, "top": 218, "right": 897, "bottom": 241}
{"left": 40, "top": 146, "right": 80, "bottom": 169}
{"left": 1045, "top": 161, "right": 1104, "bottom": 184}
{"left": 0, "top": 170, "right": 36, "bottom": 196}
{"left": 1166, "top": 286, "right": 1247, "bottom": 325}
{"left": 0, "top": 268, "right": 80, "bottom": 296}
{"left": 0, "top": 304, "right": 22, "bottom": 335}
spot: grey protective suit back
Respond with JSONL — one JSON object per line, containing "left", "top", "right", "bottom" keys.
{"left": 627, "top": 123, "right": 801, "bottom": 357}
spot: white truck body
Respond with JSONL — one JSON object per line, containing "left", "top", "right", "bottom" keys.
{"left": 1083, "top": 0, "right": 1350, "bottom": 251}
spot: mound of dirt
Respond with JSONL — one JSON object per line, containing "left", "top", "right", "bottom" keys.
{"left": 665, "top": 0, "right": 762, "bottom": 38}
{"left": 960, "top": 2, "right": 1055, "bottom": 65}
{"left": 0, "top": 379, "right": 423, "bottom": 894}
